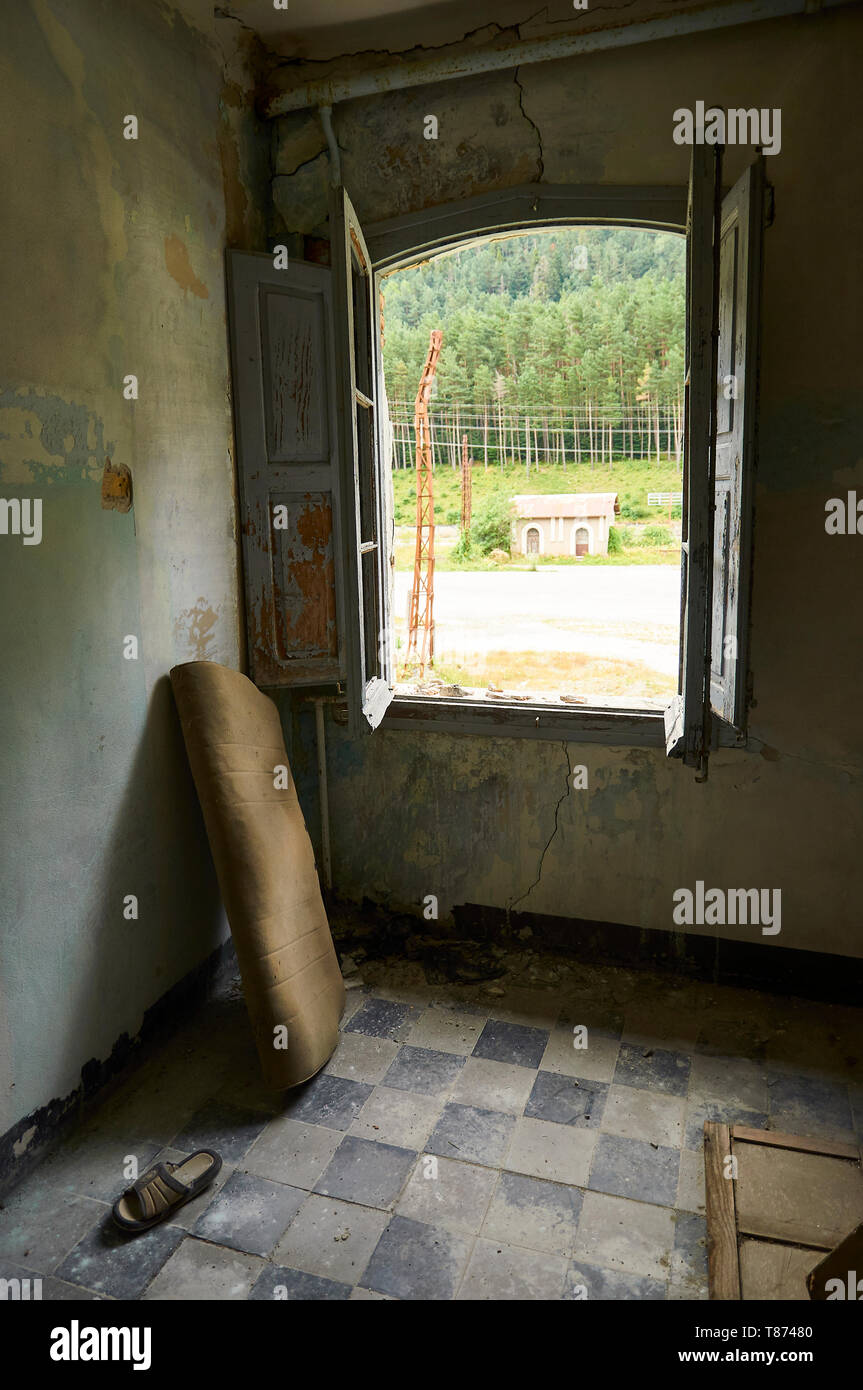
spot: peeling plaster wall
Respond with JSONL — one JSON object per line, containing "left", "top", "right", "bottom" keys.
{"left": 0, "top": 0, "right": 268, "bottom": 1142}
{"left": 273, "top": 9, "right": 863, "bottom": 959}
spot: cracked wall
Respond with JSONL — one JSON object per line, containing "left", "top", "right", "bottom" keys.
{"left": 274, "top": 9, "right": 863, "bottom": 960}
{"left": 0, "top": 0, "right": 268, "bottom": 1145}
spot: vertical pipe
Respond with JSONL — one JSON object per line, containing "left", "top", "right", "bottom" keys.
{"left": 314, "top": 698, "right": 332, "bottom": 891}
{"left": 318, "top": 105, "right": 342, "bottom": 187}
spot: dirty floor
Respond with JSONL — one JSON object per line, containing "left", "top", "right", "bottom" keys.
{"left": 2, "top": 953, "right": 860, "bottom": 1300}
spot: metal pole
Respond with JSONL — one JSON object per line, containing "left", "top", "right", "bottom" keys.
{"left": 314, "top": 698, "right": 332, "bottom": 892}
{"left": 402, "top": 329, "right": 443, "bottom": 678}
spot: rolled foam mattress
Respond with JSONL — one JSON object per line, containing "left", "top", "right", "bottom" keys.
{"left": 170, "top": 660, "right": 345, "bottom": 1089}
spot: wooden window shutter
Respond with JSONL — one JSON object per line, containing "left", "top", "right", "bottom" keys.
{"left": 226, "top": 251, "right": 345, "bottom": 688}
{"left": 665, "top": 143, "right": 722, "bottom": 772}
{"left": 710, "top": 157, "right": 765, "bottom": 732}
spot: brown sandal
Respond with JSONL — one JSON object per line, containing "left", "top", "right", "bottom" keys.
{"left": 112, "top": 1150, "right": 222, "bottom": 1232}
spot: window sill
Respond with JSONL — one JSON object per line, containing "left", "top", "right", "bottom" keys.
{"left": 382, "top": 693, "right": 667, "bottom": 744}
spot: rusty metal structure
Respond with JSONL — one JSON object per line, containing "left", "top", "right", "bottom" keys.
{"left": 460, "top": 433, "right": 472, "bottom": 542}
{"left": 402, "top": 330, "right": 443, "bottom": 678}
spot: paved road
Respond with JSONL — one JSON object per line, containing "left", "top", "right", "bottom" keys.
{"left": 394, "top": 565, "right": 681, "bottom": 676}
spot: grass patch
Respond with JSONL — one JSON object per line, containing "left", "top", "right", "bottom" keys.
{"left": 391, "top": 457, "right": 683, "bottom": 528}
{"left": 424, "top": 649, "right": 675, "bottom": 702}
{"left": 392, "top": 457, "right": 682, "bottom": 569}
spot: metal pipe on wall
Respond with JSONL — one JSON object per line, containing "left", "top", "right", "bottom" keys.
{"left": 314, "top": 698, "right": 332, "bottom": 892}
{"left": 318, "top": 104, "right": 342, "bottom": 186}
{"left": 265, "top": 0, "right": 841, "bottom": 117}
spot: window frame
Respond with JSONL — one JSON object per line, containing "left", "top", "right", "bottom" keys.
{"left": 367, "top": 183, "right": 700, "bottom": 745}
{"left": 330, "top": 186, "right": 395, "bottom": 736}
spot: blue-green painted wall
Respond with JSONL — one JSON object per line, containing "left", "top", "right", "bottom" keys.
{"left": 0, "top": 0, "right": 268, "bottom": 1152}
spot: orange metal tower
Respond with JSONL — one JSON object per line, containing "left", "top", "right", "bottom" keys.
{"left": 402, "top": 330, "right": 443, "bottom": 678}
{"left": 460, "top": 433, "right": 472, "bottom": 541}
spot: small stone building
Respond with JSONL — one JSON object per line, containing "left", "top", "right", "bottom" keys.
{"left": 511, "top": 493, "right": 620, "bottom": 557}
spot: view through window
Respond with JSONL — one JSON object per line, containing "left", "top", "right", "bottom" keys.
{"left": 381, "top": 226, "right": 685, "bottom": 709}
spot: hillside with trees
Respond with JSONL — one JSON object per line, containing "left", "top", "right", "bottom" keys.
{"left": 381, "top": 226, "right": 686, "bottom": 473}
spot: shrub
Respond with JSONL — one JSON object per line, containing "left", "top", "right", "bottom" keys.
{"left": 471, "top": 492, "right": 513, "bottom": 555}
{"left": 607, "top": 526, "right": 623, "bottom": 554}
{"left": 642, "top": 524, "right": 673, "bottom": 546}
{"left": 452, "top": 531, "right": 473, "bottom": 562}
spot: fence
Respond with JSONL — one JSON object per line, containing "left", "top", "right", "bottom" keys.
{"left": 388, "top": 402, "right": 684, "bottom": 471}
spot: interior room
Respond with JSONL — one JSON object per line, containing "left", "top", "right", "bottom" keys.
{"left": 1, "top": 0, "right": 862, "bottom": 1330}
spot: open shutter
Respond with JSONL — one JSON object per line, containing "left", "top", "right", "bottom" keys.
{"left": 330, "top": 187, "right": 394, "bottom": 735}
{"left": 665, "top": 143, "right": 722, "bottom": 772}
{"left": 709, "top": 158, "right": 764, "bottom": 731}
{"left": 226, "top": 251, "right": 344, "bottom": 687}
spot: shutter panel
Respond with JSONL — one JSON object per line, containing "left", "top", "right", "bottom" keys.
{"left": 665, "top": 143, "right": 722, "bottom": 771}
{"left": 226, "top": 251, "right": 345, "bottom": 687}
{"left": 710, "top": 158, "right": 764, "bottom": 730}
{"left": 330, "top": 187, "right": 394, "bottom": 735}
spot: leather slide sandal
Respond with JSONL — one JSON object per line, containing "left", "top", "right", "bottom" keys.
{"left": 112, "top": 1150, "right": 222, "bottom": 1233}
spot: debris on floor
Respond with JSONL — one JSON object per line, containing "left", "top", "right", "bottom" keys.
{"left": 2, "top": 943, "right": 857, "bottom": 1301}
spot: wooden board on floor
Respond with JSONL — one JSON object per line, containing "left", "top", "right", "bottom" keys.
{"left": 704, "top": 1122, "right": 740, "bottom": 1299}
{"left": 735, "top": 1143, "right": 863, "bottom": 1249}
{"left": 704, "top": 1122, "right": 863, "bottom": 1300}
{"left": 731, "top": 1125, "right": 860, "bottom": 1160}
{"left": 739, "top": 1239, "right": 820, "bottom": 1301}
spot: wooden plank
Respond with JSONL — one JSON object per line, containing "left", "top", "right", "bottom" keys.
{"left": 807, "top": 1223, "right": 863, "bottom": 1300}
{"left": 739, "top": 1239, "right": 819, "bottom": 1301}
{"left": 704, "top": 1122, "right": 741, "bottom": 1299}
{"left": 734, "top": 1142, "right": 863, "bottom": 1250}
{"left": 731, "top": 1125, "right": 860, "bottom": 1161}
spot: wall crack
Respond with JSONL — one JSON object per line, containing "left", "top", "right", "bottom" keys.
{"left": 269, "top": 21, "right": 513, "bottom": 78}
{"left": 513, "top": 66, "right": 544, "bottom": 181}
{"left": 276, "top": 145, "right": 328, "bottom": 180}
{"left": 214, "top": 6, "right": 259, "bottom": 37}
{"left": 508, "top": 740, "right": 572, "bottom": 916}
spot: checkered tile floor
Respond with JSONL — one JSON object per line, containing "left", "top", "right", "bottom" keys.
{"left": 2, "top": 959, "right": 861, "bottom": 1300}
